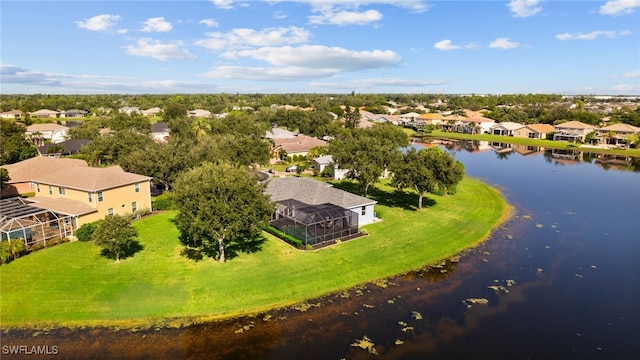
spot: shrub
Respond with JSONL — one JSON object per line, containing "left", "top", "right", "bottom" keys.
{"left": 152, "top": 193, "right": 174, "bottom": 210}
{"left": 265, "top": 226, "right": 303, "bottom": 248}
{"left": 76, "top": 222, "right": 98, "bottom": 242}
{"left": 30, "top": 244, "right": 45, "bottom": 252}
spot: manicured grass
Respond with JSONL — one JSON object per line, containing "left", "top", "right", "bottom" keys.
{"left": 0, "top": 177, "right": 508, "bottom": 329}
{"left": 424, "top": 130, "right": 640, "bottom": 157}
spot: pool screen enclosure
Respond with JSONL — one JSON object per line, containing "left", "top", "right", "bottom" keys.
{"left": 270, "top": 199, "right": 359, "bottom": 246}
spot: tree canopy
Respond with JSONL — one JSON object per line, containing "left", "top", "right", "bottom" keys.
{"left": 93, "top": 215, "right": 140, "bottom": 263}
{"left": 172, "top": 162, "right": 275, "bottom": 262}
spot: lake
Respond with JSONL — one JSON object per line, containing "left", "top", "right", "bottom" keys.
{"left": 3, "top": 142, "right": 639, "bottom": 359}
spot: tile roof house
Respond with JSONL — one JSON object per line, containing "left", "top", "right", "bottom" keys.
{"left": 265, "top": 127, "right": 297, "bottom": 139}
{"left": 489, "top": 122, "right": 524, "bottom": 136}
{"left": 29, "top": 109, "right": 60, "bottom": 118}
{"left": 150, "top": 122, "right": 170, "bottom": 142}
{"left": 59, "top": 109, "right": 88, "bottom": 118}
{"left": 513, "top": 124, "right": 555, "bottom": 139}
{"left": 1, "top": 157, "right": 152, "bottom": 228}
{"left": 596, "top": 123, "right": 640, "bottom": 147}
{"left": 187, "top": 109, "right": 211, "bottom": 118}
{"left": 0, "top": 110, "right": 23, "bottom": 119}
{"left": 553, "top": 121, "right": 596, "bottom": 142}
{"left": 272, "top": 134, "right": 328, "bottom": 158}
{"left": 25, "top": 123, "right": 69, "bottom": 145}
{"left": 141, "top": 107, "right": 163, "bottom": 117}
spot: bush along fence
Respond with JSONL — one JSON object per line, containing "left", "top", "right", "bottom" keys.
{"left": 264, "top": 226, "right": 303, "bottom": 249}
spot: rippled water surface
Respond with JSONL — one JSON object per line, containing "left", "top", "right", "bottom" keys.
{"left": 3, "top": 144, "right": 639, "bottom": 359}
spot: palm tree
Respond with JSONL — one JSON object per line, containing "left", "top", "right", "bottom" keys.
{"left": 191, "top": 118, "right": 211, "bottom": 138}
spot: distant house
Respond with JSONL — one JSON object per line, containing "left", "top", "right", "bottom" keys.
{"left": 514, "top": 124, "right": 555, "bottom": 139}
{"left": 59, "top": 109, "right": 88, "bottom": 118}
{"left": 118, "top": 106, "right": 140, "bottom": 115}
{"left": 265, "top": 177, "right": 376, "bottom": 247}
{"left": 37, "top": 139, "right": 91, "bottom": 156}
{"left": 0, "top": 110, "right": 23, "bottom": 119}
{"left": 25, "top": 123, "right": 69, "bottom": 145}
{"left": 1, "top": 157, "right": 152, "bottom": 227}
{"left": 150, "top": 122, "right": 170, "bottom": 142}
{"left": 314, "top": 155, "right": 349, "bottom": 180}
{"left": 141, "top": 107, "right": 162, "bottom": 117}
{"left": 272, "top": 134, "right": 328, "bottom": 158}
{"left": 265, "top": 127, "right": 297, "bottom": 139}
{"left": 596, "top": 123, "right": 640, "bottom": 147}
{"left": 458, "top": 117, "right": 495, "bottom": 134}
{"left": 29, "top": 109, "right": 59, "bottom": 118}
{"left": 553, "top": 121, "right": 596, "bottom": 142}
{"left": 489, "top": 122, "right": 523, "bottom": 136}
{"left": 187, "top": 109, "right": 211, "bottom": 118}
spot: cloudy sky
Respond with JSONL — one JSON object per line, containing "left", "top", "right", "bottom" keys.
{"left": 1, "top": 0, "right": 639, "bottom": 94}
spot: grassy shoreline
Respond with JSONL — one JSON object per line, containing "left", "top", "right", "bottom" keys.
{"left": 422, "top": 130, "right": 640, "bottom": 157}
{"left": 0, "top": 177, "right": 510, "bottom": 330}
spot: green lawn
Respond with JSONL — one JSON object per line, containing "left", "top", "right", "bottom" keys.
{"left": 424, "top": 130, "right": 640, "bottom": 157}
{"left": 0, "top": 177, "right": 508, "bottom": 329}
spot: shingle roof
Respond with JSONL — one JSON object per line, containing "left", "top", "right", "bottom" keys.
{"left": 265, "top": 177, "right": 376, "bottom": 209}
{"left": 25, "top": 123, "right": 69, "bottom": 132}
{"left": 525, "top": 124, "right": 555, "bottom": 133}
{"left": 266, "top": 127, "right": 297, "bottom": 139}
{"left": 28, "top": 196, "right": 97, "bottom": 216}
{"left": 37, "top": 139, "right": 91, "bottom": 155}
{"left": 2, "top": 157, "right": 88, "bottom": 184}
{"left": 491, "top": 122, "right": 523, "bottom": 131}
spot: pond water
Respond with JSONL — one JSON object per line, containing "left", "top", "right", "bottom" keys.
{"left": 3, "top": 142, "right": 639, "bottom": 359}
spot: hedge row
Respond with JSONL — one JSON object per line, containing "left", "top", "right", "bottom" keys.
{"left": 264, "top": 226, "right": 303, "bottom": 249}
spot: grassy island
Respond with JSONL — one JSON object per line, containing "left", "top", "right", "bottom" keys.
{"left": 0, "top": 177, "right": 508, "bottom": 330}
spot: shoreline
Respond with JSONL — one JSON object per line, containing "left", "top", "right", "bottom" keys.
{"left": 1, "top": 178, "right": 511, "bottom": 332}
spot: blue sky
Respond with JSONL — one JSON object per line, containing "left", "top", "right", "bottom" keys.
{"left": 1, "top": 0, "right": 639, "bottom": 95}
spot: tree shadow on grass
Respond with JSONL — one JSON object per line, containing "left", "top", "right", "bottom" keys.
{"left": 226, "top": 232, "right": 267, "bottom": 260}
{"left": 100, "top": 241, "right": 144, "bottom": 261}
{"left": 330, "top": 180, "right": 437, "bottom": 211}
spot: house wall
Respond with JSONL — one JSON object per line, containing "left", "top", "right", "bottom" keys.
{"left": 0, "top": 182, "right": 33, "bottom": 198}
{"left": 348, "top": 203, "right": 376, "bottom": 225}
{"left": 33, "top": 180, "right": 152, "bottom": 226}
{"left": 513, "top": 129, "right": 546, "bottom": 139}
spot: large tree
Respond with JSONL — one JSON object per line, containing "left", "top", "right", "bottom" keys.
{"left": 93, "top": 215, "right": 139, "bottom": 263}
{"left": 329, "top": 123, "right": 409, "bottom": 195}
{"left": 0, "top": 120, "right": 37, "bottom": 165}
{"left": 392, "top": 147, "right": 465, "bottom": 209}
{"left": 172, "top": 162, "right": 274, "bottom": 262}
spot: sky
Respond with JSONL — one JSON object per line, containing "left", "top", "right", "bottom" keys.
{"left": 1, "top": 0, "right": 639, "bottom": 95}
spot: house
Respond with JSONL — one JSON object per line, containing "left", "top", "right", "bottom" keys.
{"left": 553, "top": 121, "right": 596, "bottom": 142}
{"left": 141, "top": 107, "right": 162, "bottom": 117}
{"left": 37, "top": 139, "right": 91, "bottom": 156}
{"left": 265, "top": 127, "right": 297, "bottom": 139}
{"left": 0, "top": 110, "right": 23, "bottom": 119}
{"left": 458, "top": 117, "right": 495, "bottom": 134}
{"left": 59, "top": 109, "right": 88, "bottom": 118}
{"left": 118, "top": 106, "right": 140, "bottom": 115}
{"left": 29, "top": 109, "right": 59, "bottom": 118}
{"left": 489, "top": 122, "right": 524, "bottom": 136}
{"left": 150, "top": 122, "right": 170, "bottom": 142}
{"left": 513, "top": 124, "right": 555, "bottom": 139}
{"left": 314, "top": 155, "right": 349, "bottom": 180}
{"left": 596, "top": 123, "right": 640, "bottom": 147}
{"left": 24, "top": 123, "right": 69, "bottom": 145}
{"left": 272, "top": 134, "right": 328, "bottom": 158}
{"left": 187, "top": 109, "right": 211, "bottom": 118}
{"left": 265, "top": 177, "right": 377, "bottom": 246}
{"left": 1, "top": 157, "right": 152, "bottom": 229}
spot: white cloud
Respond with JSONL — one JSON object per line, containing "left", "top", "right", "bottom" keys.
{"left": 140, "top": 17, "right": 172, "bottom": 32}
{"left": 124, "top": 39, "right": 196, "bottom": 60}
{"left": 75, "top": 14, "right": 121, "bottom": 32}
{"left": 199, "top": 19, "right": 219, "bottom": 28}
{"left": 599, "top": 0, "right": 640, "bottom": 15}
{"left": 621, "top": 69, "right": 640, "bottom": 78}
{"left": 202, "top": 45, "right": 400, "bottom": 80}
{"left": 507, "top": 0, "right": 542, "bottom": 18}
{"left": 273, "top": 11, "right": 288, "bottom": 19}
{"left": 116, "top": 29, "right": 128, "bottom": 34}
{"left": 555, "top": 30, "right": 631, "bottom": 40}
{"left": 488, "top": 37, "right": 521, "bottom": 49}
{"left": 195, "top": 26, "right": 310, "bottom": 50}
{"left": 434, "top": 39, "right": 475, "bottom": 51}
{"left": 210, "top": 0, "right": 235, "bottom": 9}
{"left": 309, "top": 9, "right": 383, "bottom": 25}
{"left": 611, "top": 84, "right": 640, "bottom": 92}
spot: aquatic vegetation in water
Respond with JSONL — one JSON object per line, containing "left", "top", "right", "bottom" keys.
{"left": 411, "top": 311, "right": 423, "bottom": 320}
{"left": 292, "top": 302, "right": 320, "bottom": 312}
{"left": 521, "top": 214, "right": 532, "bottom": 219}
{"left": 395, "top": 339, "right": 404, "bottom": 345}
{"left": 463, "top": 298, "right": 489, "bottom": 308}
{"left": 536, "top": 223, "right": 544, "bottom": 228}
{"left": 373, "top": 279, "right": 388, "bottom": 288}
{"left": 351, "top": 335, "right": 378, "bottom": 355}
{"left": 234, "top": 322, "right": 255, "bottom": 334}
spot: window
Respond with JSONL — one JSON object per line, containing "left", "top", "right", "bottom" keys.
{"left": 108, "top": 208, "right": 114, "bottom": 216}
{"left": 361, "top": 206, "right": 366, "bottom": 216}
{"left": 88, "top": 192, "right": 93, "bottom": 202}
{"left": 59, "top": 187, "right": 66, "bottom": 195}
{"left": 29, "top": 181, "right": 35, "bottom": 188}
{"left": 48, "top": 185, "right": 53, "bottom": 195}
{"left": 134, "top": 183, "right": 140, "bottom": 193}
{"left": 97, "top": 191, "right": 104, "bottom": 202}
{"left": 132, "top": 201, "right": 137, "bottom": 212}
{"left": 36, "top": 183, "right": 40, "bottom": 193}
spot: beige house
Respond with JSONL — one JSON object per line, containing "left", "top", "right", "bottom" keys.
{"left": 29, "top": 109, "right": 60, "bottom": 118}
{"left": 272, "top": 134, "right": 328, "bottom": 159}
{"left": 0, "top": 110, "right": 23, "bottom": 119}
{"left": 1, "top": 157, "right": 152, "bottom": 228}
{"left": 596, "top": 123, "right": 640, "bottom": 147}
{"left": 553, "top": 121, "right": 596, "bottom": 142}
{"left": 514, "top": 124, "right": 555, "bottom": 139}
{"left": 25, "top": 123, "right": 69, "bottom": 145}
